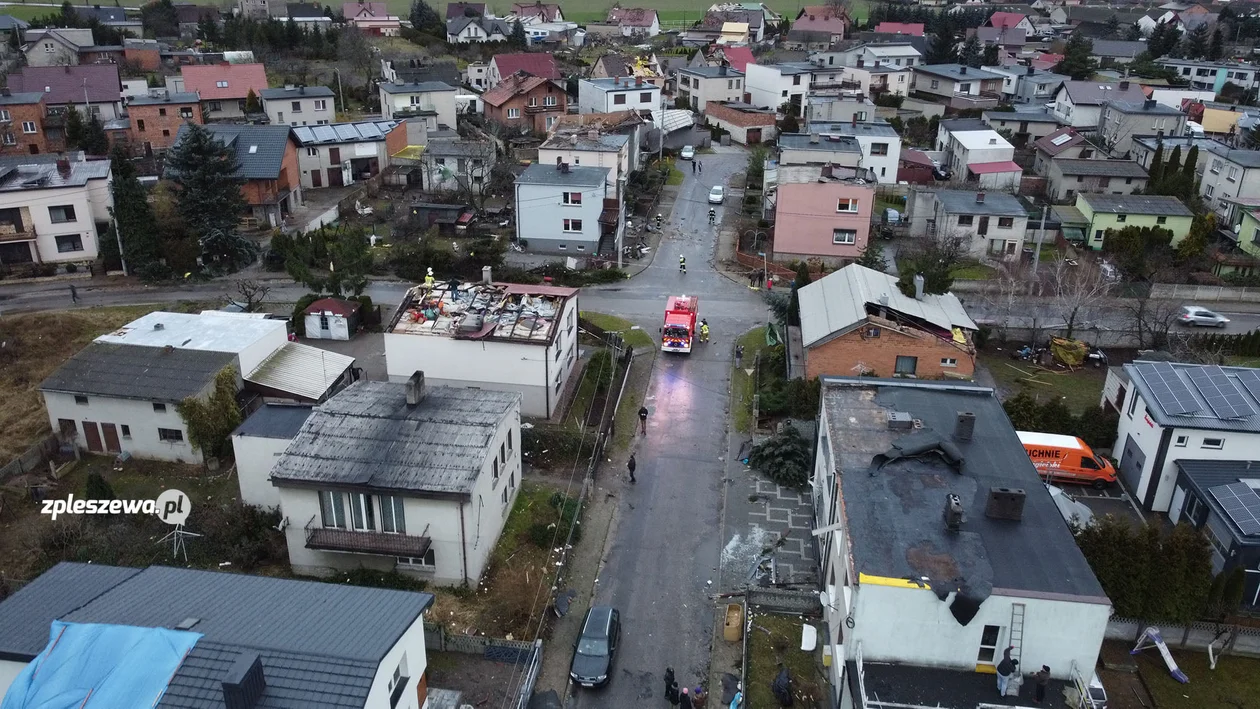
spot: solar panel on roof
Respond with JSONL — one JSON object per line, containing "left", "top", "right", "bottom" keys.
{"left": 334, "top": 124, "right": 359, "bottom": 141}
{"left": 293, "top": 127, "right": 314, "bottom": 143}
{"left": 1186, "top": 366, "right": 1257, "bottom": 420}
{"left": 360, "top": 124, "right": 382, "bottom": 139}
{"left": 1209, "top": 482, "right": 1260, "bottom": 536}
{"left": 1235, "top": 368, "right": 1260, "bottom": 403}
{"left": 1134, "top": 361, "right": 1202, "bottom": 416}
{"left": 1050, "top": 134, "right": 1072, "bottom": 146}
{"left": 312, "top": 125, "right": 337, "bottom": 142}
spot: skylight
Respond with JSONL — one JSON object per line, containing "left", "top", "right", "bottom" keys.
{"left": 1050, "top": 134, "right": 1072, "bottom": 146}
{"left": 248, "top": 145, "right": 258, "bottom": 153}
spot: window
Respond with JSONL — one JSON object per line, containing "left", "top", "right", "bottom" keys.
{"left": 563, "top": 218, "right": 582, "bottom": 232}
{"left": 501, "top": 485, "right": 509, "bottom": 505}
{"left": 614, "top": 94, "right": 627, "bottom": 105}
{"left": 307, "top": 147, "right": 318, "bottom": 157}
{"left": 500, "top": 441, "right": 507, "bottom": 465}
{"left": 959, "top": 82, "right": 971, "bottom": 93}
{"left": 388, "top": 656, "right": 409, "bottom": 697}
{"left": 216, "top": 80, "right": 228, "bottom": 88}
{"left": 998, "top": 217, "right": 1013, "bottom": 228}
{"left": 1, "top": 133, "right": 13, "bottom": 146}
{"left": 506, "top": 107, "right": 520, "bottom": 119}
{"left": 152, "top": 403, "right": 167, "bottom": 413}
{"left": 55, "top": 234, "right": 83, "bottom": 253}
{"left": 381, "top": 495, "right": 406, "bottom": 533}
{"left": 1157, "top": 216, "right": 1167, "bottom": 224}
{"left": 158, "top": 428, "right": 184, "bottom": 442}
{"left": 207, "top": 101, "right": 222, "bottom": 112}
{"left": 782, "top": 90, "right": 788, "bottom": 97}
{"left": 180, "top": 108, "right": 193, "bottom": 119}
{"left": 320, "top": 491, "right": 347, "bottom": 528}
{"left": 74, "top": 395, "right": 89, "bottom": 405}
{"left": 941, "top": 357, "right": 958, "bottom": 367}
{"left": 314, "top": 99, "right": 327, "bottom": 111}
{"left": 930, "top": 79, "right": 940, "bottom": 89}
{"left": 870, "top": 142, "right": 889, "bottom": 156}
{"left": 563, "top": 191, "right": 582, "bottom": 205}
{"left": 640, "top": 92, "right": 652, "bottom": 102}
{"left": 398, "top": 548, "right": 435, "bottom": 568}
{"left": 158, "top": 107, "right": 167, "bottom": 116}
{"left": 894, "top": 355, "right": 918, "bottom": 376}
{"left": 1203, "top": 438, "right": 1225, "bottom": 450}
{"left": 44, "top": 42, "right": 53, "bottom": 52}
{"left": 958, "top": 215, "right": 974, "bottom": 226}
{"left": 832, "top": 228, "right": 856, "bottom": 244}
{"left": 528, "top": 96, "right": 538, "bottom": 107}
{"left": 492, "top": 456, "right": 500, "bottom": 482}
{"left": 836, "top": 198, "right": 859, "bottom": 213}
{"left": 1228, "top": 166, "right": 1239, "bottom": 182}
{"left": 736, "top": 79, "right": 741, "bottom": 88}
{"left": 21, "top": 121, "right": 36, "bottom": 134}
{"left": 1126, "top": 177, "right": 1133, "bottom": 184}
{"left": 137, "top": 119, "right": 146, "bottom": 132}
{"left": 544, "top": 95, "right": 557, "bottom": 106}
{"left": 351, "top": 493, "right": 375, "bottom": 531}
{"left": 291, "top": 101, "right": 302, "bottom": 113}
{"left": 1127, "top": 391, "right": 1138, "bottom": 418}
{"left": 120, "top": 425, "right": 131, "bottom": 439}
{"left": 162, "top": 129, "right": 170, "bottom": 137}
{"left": 977, "top": 625, "right": 1001, "bottom": 664}
{"left": 1175, "top": 435, "right": 1188, "bottom": 447}
{"left": 1115, "top": 214, "right": 1127, "bottom": 223}
{"left": 508, "top": 429, "right": 514, "bottom": 452}
{"left": 1204, "top": 184, "right": 1215, "bottom": 197}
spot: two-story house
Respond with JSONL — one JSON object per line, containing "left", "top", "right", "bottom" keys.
{"left": 514, "top": 162, "right": 617, "bottom": 254}
{"left": 179, "top": 62, "right": 269, "bottom": 121}
{"left": 1098, "top": 99, "right": 1187, "bottom": 157}
{"left": 510, "top": 1, "right": 564, "bottom": 24}
{"left": 910, "top": 64, "right": 1004, "bottom": 110}
{"left": 21, "top": 28, "right": 94, "bottom": 67}
{"left": 486, "top": 53, "right": 560, "bottom": 89}
{"left": 293, "top": 119, "right": 406, "bottom": 189}
{"left": 907, "top": 189, "right": 1029, "bottom": 258}
{"left": 577, "top": 77, "right": 660, "bottom": 114}
{"left": 603, "top": 6, "right": 660, "bottom": 36}
{"left": 378, "top": 81, "right": 457, "bottom": 129}
{"left": 1199, "top": 148, "right": 1260, "bottom": 224}
{"left": 1158, "top": 58, "right": 1260, "bottom": 94}
{"left": 418, "top": 137, "right": 496, "bottom": 194}
{"left": 1047, "top": 159, "right": 1149, "bottom": 202}
{"left": 172, "top": 124, "right": 302, "bottom": 228}
{"left": 482, "top": 72, "right": 567, "bottom": 133}
{"left": 1074, "top": 193, "right": 1193, "bottom": 250}
{"left": 804, "top": 120, "right": 902, "bottom": 183}
{"left": 804, "top": 93, "right": 876, "bottom": 124}
{"left": 773, "top": 181, "right": 873, "bottom": 265}
{"left": 811, "top": 42, "right": 920, "bottom": 70}
{"left": 8, "top": 64, "right": 124, "bottom": 129}
{"left": 743, "top": 62, "right": 813, "bottom": 112}
{"left": 946, "top": 129, "right": 1020, "bottom": 190}
{"left": 1052, "top": 80, "right": 1147, "bottom": 129}
{"left": 0, "top": 156, "right": 111, "bottom": 268}
{"left": 677, "top": 66, "right": 745, "bottom": 113}
{"left": 0, "top": 90, "right": 48, "bottom": 156}
{"left": 126, "top": 90, "right": 201, "bottom": 155}
{"left": 539, "top": 132, "right": 630, "bottom": 190}
{"left": 982, "top": 64, "right": 1067, "bottom": 104}
{"left": 445, "top": 14, "right": 510, "bottom": 43}
{"left": 777, "top": 132, "right": 863, "bottom": 172}
{"left": 981, "top": 109, "right": 1061, "bottom": 147}
{"left": 260, "top": 85, "right": 336, "bottom": 126}
{"left": 1164, "top": 460, "right": 1260, "bottom": 607}
{"left": 1032, "top": 127, "right": 1095, "bottom": 176}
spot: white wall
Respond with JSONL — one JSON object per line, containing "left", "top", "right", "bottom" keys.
{"left": 380, "top": 88, "right": 456, "bottom": 128}
{"left": 678, "top": 72, "right": 745, "bottom": 112}
{"left": 304, "top": 311, "right": 350, "bottom": 340}
{"left": 230, "top": 433, "right": 290, "bottom": 509}
{"left": 43, "top": 391, "right": 203, "bottom": 463}
{"left": 263, "top": 95, "right": 334, "bottom": 126}
{"left": 744, "top": 65, "right": 811, "bottom": 110}
{"left": 855, "top": 134, "right": 900, "bottom": 183}
{"left": 365, "top": 614, "right": 429, "bottom": 709}
{"left": 514, "top": 179, "right": 606, "bottom": 253}
{"left": 1150, "top": 88, "right": 1215, "bottom": 110}
{"left": 538, "top": 146, "right": 628, "bottom": 188}
{"left": 577, "top": 81, "right": 660, "bottom": 114}
{"left": 1, "top": 178, "right": 113, "bottom": 264}
{"left": 0, "top": 659, "right": 26, "bottom": 703}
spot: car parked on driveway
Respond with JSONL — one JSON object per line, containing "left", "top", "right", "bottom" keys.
{"left": 570, "top": 606, "right": 620, "bottom": 688}
{"left": 680, "top": 145, "right": 695, "bottom": 160}
{"left": 708, "top": 185, "right": 724, "bottom": 204}
{"left": 1179, "top": 305, "right": 1230, "bottom": 328}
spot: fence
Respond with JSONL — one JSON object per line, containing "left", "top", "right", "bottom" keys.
{"left": 0, "top": 434, "right": 59, "bottom": 484}
{"left": 746, "top": 587, "right": 823, "bottom": 615}
{"left": 1150, "top": 283, "right": 1260, "bottom": 303}
{"left": 423, "top": 623, "right": 543, "bottom": 708}
{"left": 1105, "top": 616, "right": 1260, "bottom": 658}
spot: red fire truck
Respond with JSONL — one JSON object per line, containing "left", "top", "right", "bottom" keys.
{"left": 662, "top": 295, "right": 699, "bottom": 353}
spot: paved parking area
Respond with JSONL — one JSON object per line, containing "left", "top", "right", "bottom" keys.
{"left": 306, "top": 331, "right": 388, "bottom": 381}
{"left": 1070, "top": 484, "right": 1147, "bottom": 526}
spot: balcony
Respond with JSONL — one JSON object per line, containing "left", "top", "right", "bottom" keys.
{"left": 525, "top": 103, "right": 562, "bottom": 114}
{"left": 304, "top": 515, "right": 432, "bottom": 557}
{"left": 0, "top": 222, "right": 33, "bottom": 243}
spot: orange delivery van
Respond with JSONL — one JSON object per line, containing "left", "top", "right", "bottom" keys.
{"left": 1016, "top": 431, "right": 1117, "bottom": 489}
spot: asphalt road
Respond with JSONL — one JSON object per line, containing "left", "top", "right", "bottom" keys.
{"left": 962, "top": 301, "right": 1260, "bottom": 337}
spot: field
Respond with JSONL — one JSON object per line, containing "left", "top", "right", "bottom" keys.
{"left": 357, "top": 0, "right": 869, "bottom": 26}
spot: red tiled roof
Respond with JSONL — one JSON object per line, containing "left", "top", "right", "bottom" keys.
{"left": 900, "top": 148, "right": 935, "bottom": 167}
{"left": 481, "top": 72, "right": 554, "bottom": 107}
{"left": 492, "top": 53, "right": 560, "bottom": 80}
{"left": 988, "top": 12, "right": 1027, "bottom": 28}
{"left": 343, "top": 1, "right": 386, "bottom": 17}
{"left": 8, "top": 65, "right": 121, "bottom": 105}
{"left": 720, "top": 46, "right": 755, "bottom": 72}
{"left": 607, "top": 7, "right": 657, "bottom": 26}
{"left": 968, "top": 160, "right": 1022, "bottom": 174}
{"left": 181, "top": 63, "right": 268, "bottom": 100}
{"left": 1034, "top": 127, "right": 1084, "bottom": 156}
{"left": 512, "top": 2, "right": 560, "bottom": 21}
{"left": 306, "top": 297, "right": 361, "bottom": 317}
{"left": 873, "top": 22, "right": 924, "bottom": 35}
{"left": 793, "top": 6, "right": 848, "bottom": 33}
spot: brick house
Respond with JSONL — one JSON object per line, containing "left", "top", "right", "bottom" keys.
{"left": 703, "top": 101, "right": 777, "bottom": 144}
{"left": 171, "top": 124, "right": 302, "bottom": 228}
{"left": 0, "top": 90, "right": 48, "bottom": 156}
{"left": 795, "top": 264, "right": 978, "bottom": 380}
{"left": 180, "top": 62, "right": 269, "bottom": 121}
{"left": 481, "top": 71, "right": 567, "bottom": 133}
{"left": 127, "top": 91, "right": 202, "bottom": 155}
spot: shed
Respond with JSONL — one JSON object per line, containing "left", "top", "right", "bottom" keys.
{"left": 303, "top": 297, "right": 361, "bottom": 341}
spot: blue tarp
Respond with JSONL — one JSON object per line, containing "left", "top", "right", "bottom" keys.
{"left": 1, "top": 621, "right": 201, "bottom": 709}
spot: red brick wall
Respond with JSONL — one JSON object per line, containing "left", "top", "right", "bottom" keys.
{"left": 124, "top": 47, "right": 161, "bottom": 71}
{"left": 384, "top": 120, "right": 407, "bottom": 158}
{"left": 485, "top": 85, "right": 567, "bottom": 133}
{"left": 0, "top": 100, "right": 48, "bottom": 156}
{"left": 805, "top": 323, "right": 975, "bottom": 380}
{"left": 278, "top": 138, "right": 299, "bottom": 193}
{"left": 129, "top": 102, "right": 201, "bottom": 154}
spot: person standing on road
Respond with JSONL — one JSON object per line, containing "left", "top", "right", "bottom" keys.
{"left": 996, "top": 646, "right": 1016, "bottom": 696}
{"left": 679, "top": 255, "right": 686, "bottom": 274}
{"left": 1033, "top": 666, "right": 1050, "bottom": 704}
{"left": 692, "top": 686, "right": 708, "bottom": 708}
{"left": 700, "top": 320, "right": 710, "bottom": 343}
{"left": 691, "top": 160, "right": 696, "bottom": 173}
{"left": 627, "top": 454, "right": 637, "bottom": 483}
{"left": 638, "top": 405, "right": 649, "bottom": 434}
{"left": 69, "top": 284, "right": 79, "bottom": 303}
{"left": 698, "top": 161, "right": 703, "bottom": 174}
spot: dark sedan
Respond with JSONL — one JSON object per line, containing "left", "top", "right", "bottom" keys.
{"left": 570, "top": 606, "right": 620, "bottom": 688}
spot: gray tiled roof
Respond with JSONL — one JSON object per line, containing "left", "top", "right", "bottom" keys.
{"left": 1053, "top": 159, "right": 1148, "bottom": 177}
{"left": 1060, "top": 80, "right": 1146, "bottom": 106}
{"left": 269, "top": 381, "right": 519, "bottom": 496}
{"left": 378, "top": 81, "right": 456, "bottom": 94}
{"left": 0, "top": 562, "right": 141, "bottom": 660}
{"left": 1104, "top": 99, "right": 1185, "bottom": 116}
{"left": 232, "top": 403, "right": 313, "bottom": 440}
{"left": 39, "top": 342, "right": 236, "bottom": 403}
{"left": 912, "top": 63, "right": 1003, "bottom": 81}
{"left": 935, "top": 189, "right": 1026, "bottom": 216}
{"left": 515, "top": 162, "right": 609, "bottom": 187}
{"left": 1091, "top": 39, "right": 1146, "bottom": 58}
{"left": 259, "top": 86, "right": 336, "bottom": 100}
{"left": 1081, "top": 194, "right": 1192, "bottom": 216}
{"left": 172, "top": 124, "right": 293, "bottom": 180}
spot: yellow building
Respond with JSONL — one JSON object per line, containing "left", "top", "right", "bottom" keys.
{"left": 1074, "top": 193, "right": 1194, "bottom": 250}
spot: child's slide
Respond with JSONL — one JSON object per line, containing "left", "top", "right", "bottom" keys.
{"left": 1132, "top": 627, "right": 1190, "bottom": 683}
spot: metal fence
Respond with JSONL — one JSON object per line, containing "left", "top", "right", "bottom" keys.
{"left": 746, "top": 587, "right": 823, "bottom": 615}
{"left": 1149, "top": 283, "right": 1260, "bottom": 303}
{"left": 1105, "top": 616, "right": 1260, "bottom": 658}
{"left": 0, "top": 434, "right": 59, "bottom": 483}
{"left": 422, "top": 623, "right": 542, "bottom": 709}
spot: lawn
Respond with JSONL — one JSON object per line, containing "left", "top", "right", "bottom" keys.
{"left": 1225, "top": 356, "right": 1260, "bottom": 368}
{"left": 977, "top": 350, "right": 1106, "bottom": 415}
{"left": 1137, "top": 646, "right": 1260, "bottom": 709}
{"left": 665, "top": 161, "right": 685, "bottom": 186}
{"left": 746, "top": 611, "right": 826, "bottom": 709}
{"left": 0, "top": 302, "right": 214, "bottom": 463}
{"left": 580, "top": 311, "right": 655, "bottom": 350}
{"left": 951, "top": 263, "right": 999, "bottom": 280}
{"left": 732, "top": 326, "right": 769, "bottom": 433}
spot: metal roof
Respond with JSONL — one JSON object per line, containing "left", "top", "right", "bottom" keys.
{"left": 1174, "top": 460, "right": 1260, "bottom": 543}
{"left": 40, "top": 343, "right": 236, "bottom": 403}
{"left": 935, "top": 189, "right": 1026, "bottom": 217}
{"left": 515, "top": 162, "right": 609, "bottom": 187}
{"left": 232, "top": 403, "right": 314, "bottom": 440}
{"left": 0, "top": 562, "right": 141, "bottom": 660}
{"left": 259, "top": 86, "right": 335, "bottom": 100}
{"left": 291, "top": 120, "right": 398, "bottom": 146}
{"left": 1053, "top": 158, "right": 1148, "bottom": 177}
{"left": 378, "top": 81, "right": 456, "bottom": 94}
{"left": 651, "top": 108, "right": 694, "bottom": 133}
{"left": 245, "top": 342, "right": 355, "bottom": 402}
{"left": 912, "top": 63, "right": 1003, "bottom": 81}
{"left": 172, "top": 124, "right": 293, "bottom": 180}
{"left": 1080, "top": 193, "right": 1192, "bottom": 216}
{"left": 798, "top": 264, "right": 977, "bottom": 348}
{"left": 269, "top": 381, "right": 519, "bottom": 496}
{"left": 820, "top": 378, "right": 1108, "bottom": 600}
{"left": 1126, "top": 361, "right": 1260, "bottom": 432}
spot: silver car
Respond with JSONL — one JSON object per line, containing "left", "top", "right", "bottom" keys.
{"left": 1179, "top": 305, "right": 1230, "bottom": 328}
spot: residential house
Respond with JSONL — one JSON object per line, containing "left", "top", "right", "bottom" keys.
{"left": 417, "top": 137, "right": 495, "bottom": 193}
{"left": 180, "top": 62, "right": 269, "bottom": 121}
{"left": 678, "top": 66, "right": 744, "bottom": 113}
{"left": 8, "top": 65, "right": 123, "bottom": 127}
{"left": 171, "top": 124, "right": 302, "bottom": 227}
{"left": 550, "top": 110, "right": 648, "bottom": 168}
{"left": 812, "top": 377, "right": 1109, "bottom": 709}
{"left": 21, "top": 28, "right": 93, "bottom": 67}
{"left": 175, "top": 4, "right": 221, "bottom": 37}
{"left": 0, "top": 91, "right": 49, "bottom": 156}
{"left": 981, "top": 110, "right": 1061, "bottom": 147}
{"left": 898, "top": 148, "right": 937, "bottom": 184}
{"left": 482, "top": 72, "right": 566, "bottom": 133}
{"left": 0, "top": 563, "right": 435, "bottom": 709}
{"left": 588, "top": 53, "right": 664, "bottom": 89}
{"left": 121, "top": 37, "right": 160, "bottom": 71}
{"left": 803, "top": 93, "right": 877, "bottom": 124}
{"left": 694, "top": 9, "right": 764, "bottom": 43}
{"left": 292, "top": 119, "right": 406, "bottom": 190}
{"left": 267, "top": 375, "right": 520, "bottom": 585}
{"left": 446, "top": 2, "right": 485, "bottom": 19}
{"left": 1051, "top": 80, "right": 1147, "bottom": 129}
{"left": 260, "top": 85, "right": 335, "bottom": 127}
{"left": 910, "top": 64, "right": 1004, "bottom": 110}
{"left": 231, "top": 402, "right": 313, "bottom": 509}
{"left": 385, "top": 280, "right": 581, "bottom": 418}
{"left": 813, "top": 42, "right": 921, "bottom": 70}
{"left": 577, "top": 77, "right": 661, "bottom": 115}
{"left": 238, "top": 0, "right": 270, "bottom": 19}
{"left": 486, "top": 53, "right": 560, "bottom": 89}
{"left": 1159, "top": 59, "right": 1260, "bottom": 94}
{"left": 465, "top": 61, "right": 489, "bottom": 88}
{"left": 947, "top": 129, "right": 1020, "bottom": 190}
{"left": 935, "top": 116, "right": 987, "bottom": 152}
{"left": 803, "top": 120, "right": 901, "bottom": 183}
{"left": 510, "top": 1, "right": 564, "bottom": 24}
{"left": 343, "top": 1, "right": 401, "bottom": 35}
{"left": 744, "top": 62, "right": 813, "bottom": 112}
{"left": 446, "top": 14, "right": 511, "bottom": 43}
{"left": 1047, "top": 159, "right": 1149, "bottom": 202}
{"left": 984, "top": 64, "right": 1068, "bottom": 105}
{"left": 1200, "top": 149, "right": 1260, "bottom": 224}
{"left": 513, "top": 162, "right": 618, "bottom": 255}
{"left": 1033, "top": 127, "right": 1095, "bottom": 175}
{"left": 277, "top": 2, "right": 334, "bottom": 29}
{"left": 1074, "top": 193, "right": 1194, "bottom": 250}
{"left": 818, "top": 63, "right": 911, "bottom": 98}
{"left": 0, "top": 14, "right": 29, "bottom": 39}
{"left": 126, "top": 90, "right": 201, "bottom": 155}
{"left": 1092, "top": 39, "right": 1147, "bottom": 68}
{"left": 987, "top": 10, "right": 1035, "bottom": 32}
{"left": 773, "top": 182, "right": 872, "bottom": 265}
{"left": 968, "top": 26, "right": 1027, "bottom": 53}
{"left": 0, "top": 157, "right": 111, "bottom": 268}
{"left": 778, "top": 132, "right": 862, "bottom": 172}
{"left": 67, "top": 5, "right": 141, "bottom": 35}
{"left": 785, "top": 5, "right": 849, "bottom": 49}
{"left": 1098, "top": 99, "right": 1187, "bottom": 157}
{"left": 1182, "top": 100, "right": 1260, "bottom": 138}
{"left": 704, "top": 101, "right": 776, "bottom": 144}
{"left": 378, "top": 81, "right": 457, "bottom": 129}
{"left": 1166, "top": 460, "right": 1260, "bottom": 606}
{"left": 605, "top": 7, "right": 660, "bottom": 36}
{"left": 907, "top": 189, "right": 1029, "bottom": 258}
{"left": 380, "top": 58, "right": 461, "bottom": 87}
{"left": 539, "top": 132, "right": 630, "bottom": 190}
{"left": 706, "top": 44, "right": 756, "bottom": 72}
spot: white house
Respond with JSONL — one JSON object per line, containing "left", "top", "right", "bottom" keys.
{"left": 538, "top": 132, "right": 631, "bottom": 189}
{"left": 804, "top": 120, "right": 901, "bottom": 183}
{"left": 743, "top": 62, "right": 814, "bottom": 111}
{"left": 259, "top": 85, "right": 336, "bottom": 126}
{"left": 384, "top": 280, "right": 581, "bottom": 419}
{"left": 0, "top": 157, "right": 112, "bottom": 269}
{"left": 0, "top": 562, "right": 435, "bottom": 709}
{"left": 1108, "top": 361, "right": 1260, "bottom": 513}
{"left": 445, "top": 15, "right": 511, "bottom": 43}
{"left": 303, "top": 297, "right": 360, "bottom": 341}
{"left": 907, "top": 189, "right": 1029, "bottom": 258}
{"left": 943, "top": 129, "right": 1019, "bottom": 189}
{"left": 230, "top": 403, "right": 314, "bottom": 509}
{"left": 378, "top": 81, "right": 458, "bottom": 129}
{"left": 1052, "top": 80, "right": 1147, "bottom": 129}
{"left": 813, "top": 377, "right": 1111, "bottom": 709}
{"left": 677, "top": 65, "right": 745, "bottom": 113}
{"left": 911, "top": 63, "right": 1005, "bottom": 109}
{"left": 1098, "top": 99, "right": 1187, "bottom": 157}
{"left": 513, "top": 162, "right": 618, "bottom": 255}
{"left": 292, "top": 120, "right": 404, "bottom": 190}
{"left": 810, "top": 42, "right": 920, "bottom": 69}
{"left": 577, "top": 77, "right": 661, "bottom": 114}
{"left": 1199, "top": 147, "right": 1260, "bottom": 224}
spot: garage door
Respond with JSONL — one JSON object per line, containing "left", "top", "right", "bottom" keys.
{"left": 1119, "top": 434, "right": 1145, "bottom": 497}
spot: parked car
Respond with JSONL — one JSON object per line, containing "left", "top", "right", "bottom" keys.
{"left": 680, "top": 145, "right": 695, "bottom": 160}
{"left": 708, "top": 185, "right": 725, "bottom": 204}
{"left": 570, "top": 606, "right": 620, "bottom": 688}
{"left": 1179, "top": 305, "right": 1230, "bottom": 328}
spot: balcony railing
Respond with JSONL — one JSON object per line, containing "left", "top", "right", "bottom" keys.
{"left": 525, "top": 103, "right": 561, "bottom": 113}
{"left": 0, "top": 222, "right": 32, "bottom": 243}
{"left": 304, "top": 515, "right": 432, "bottom": 557}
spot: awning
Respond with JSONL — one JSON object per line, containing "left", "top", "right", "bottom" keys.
{"left": 968, "top": 160, "right": 1022, "bottom": 174}
{"left": 456, "top": 212, "right": 474, "bottom": 225}
{"left": 246, "top": 342, "right": 355, "bottom": 402}
{"left": 651, "top": 108, "right": 695, "bottom": 134}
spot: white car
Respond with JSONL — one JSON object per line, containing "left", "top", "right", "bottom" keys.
{"left": 708, "top": 185, "right": 724, "bottom": 204}
{"left": 680, "top": 145, "right": 695, "bottom": 160}
{"left": 1179, "top": 305, "right": 1230, "bottom": 328}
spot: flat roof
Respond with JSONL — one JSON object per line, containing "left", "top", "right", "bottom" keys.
{"left": 378, "top": 81, "right": 456, "bottom": 94}
{"left": 821, "top": 377, "right": 1108, "bottom": 600}
{"left": 779, "top": 133, "right": 861, "bottom": 152}
{"left": 96, "top": 311, "right": 287, "bottom": 353}
{"left": 128, "top": 91, "right": 199, "bottom": 106}
{"left": 983, "top": 110, "right": 1059, "bottom": 123}
{"left": 259, "top": 85, "right": 335, "bottom": 99}
{"left": 805, "top": 120, "right": 899, "bottom": 137}
{"left": 912, "top": 63, "right": 1003, "bottom": 81}
{"left": 1054, "top": 158, "right": 1148, "bottom": 177}
{"left": 0, "top": 159, "right": 111, "bottom": 192}
{"left": 515, "top": 162, "right": 609, "bottom": 187}
{"left": 679, "top": 65, "right": 745, "bottom": 78}
{"left": 389, "top": 281, "right": 577, "bottom": 344}
{"left": 952, "top": 129, "right": 1013, "bottom": 150}
{"left": 582, "top": 77, "right": 662, "bottom": 92}
{"left": 1017, "top": 431, "right": 1086, "bottom": 449}
{"left": 862, "top": 663, "right": 1071, "bottom": 709}
{"left": 232, "top": 402, "right": 314, "bottom": 439}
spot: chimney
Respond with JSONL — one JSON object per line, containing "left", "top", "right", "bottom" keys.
{"left": 221, "top": 652, "right": 266, "bottom": 709}
{"left": 976, "top": 192, "right": 985, "bottom": 204}
{"left": 482, "top": 265, "right": 492, "bottom": 284}
{"left": 56, "top": 158, "right": 70, "bottom": 175}
{"left": 887, "top": 411, "right": 912, "bottom": 430}
{"left": 851, "top": 114, "right": 857, "bottom": 127}
{"left": 405, "top": 371, "right": 427, "bottom": 406}
{"left": 959, "top": 66, "right": 967, "bottom": 75}
{"left": 0, "top": 88, "right": 9, "bottom": 97}
{"left": 720, "top": 65, "right": 728, "bottom": 76}
{"left": 299, "top": 84, "right": 306, "bottom": 94}
{"left": 955, "top": 411, "right": 976, "bottom": 441}
{"left": 561, "top": 162, "right": 570, "bottom": 173}
{"left": 153, "top": 322, "right": 165, "bottom": 330}
{"left": 1144, "top": 98, "right": 1157, "bottom": 110}
{"left": 1026, "top": 64, "right": 1035, "bottom": 75}
{"left": 913, "top": 274, "right": 925, "bottom": 301}
{"left": 985, "top": 487, "right": 1026, "bottom": 521}
{"left": 810, "top": 132, "right": 820, "bottom": 144}
{"left": 1119, "top": 80, "right": 1130, "bottom": 91}
{"left": 555, "top": 155, "right": 563, "bottom": 168}
{"left": 635, "top": 76, "right": 642, "bottom": 86}
{"left": 587, "top": 129, "right": 598, "bottom": 140}
{"left": 943, "top": 493, "right": 964, "bottom": 532}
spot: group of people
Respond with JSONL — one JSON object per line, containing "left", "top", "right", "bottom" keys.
{"left": 996, "top": 647, "right": 1052, "bottom": 703}
{"left": 690, "top": 160, "right": 704, "bottom": 174}
{"left": 663, "top": 667, "right": 708, "bottom": 708}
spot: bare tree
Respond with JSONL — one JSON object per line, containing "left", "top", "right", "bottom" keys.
{"left": 235, "top": 279, "right": 271, "bottom": 312}
{"left": 1049, "top": 258, "right": 1112, "bottom": 340}
{"left": 1125, "top": 295, "right": 1182, "bottom": 350}
{"left": 338, "top": 28, "right": 376, "bottom": 89}
{"left": 982, "top": 261, "right": 1032, "bottom": 345}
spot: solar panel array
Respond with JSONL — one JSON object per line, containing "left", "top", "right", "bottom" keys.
{"left": 1133, "top": 361, "right": 1201, "bottom": 416}
{"left": 1186, "top": 366, "right": 1257, "bottom": 420}
{"left": 1235, "top": 368, "right": 1260, "bottom": 404}
{"left": 1208, "top": 482, "right": 1260, "bottom": 536}
{"left": 292, "top": 121, "right": 395, "bottom": 146}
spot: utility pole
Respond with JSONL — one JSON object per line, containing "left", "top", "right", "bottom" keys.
{"left": 335, "top": 69, "right": 346, "bottom": 116}
{"left": 113, "top": 209, "right": 128, "bottom": 277}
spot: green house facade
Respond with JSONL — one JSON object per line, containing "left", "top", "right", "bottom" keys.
{"left": 1074, "top": 193, "right": 1194, "bottom": 250}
